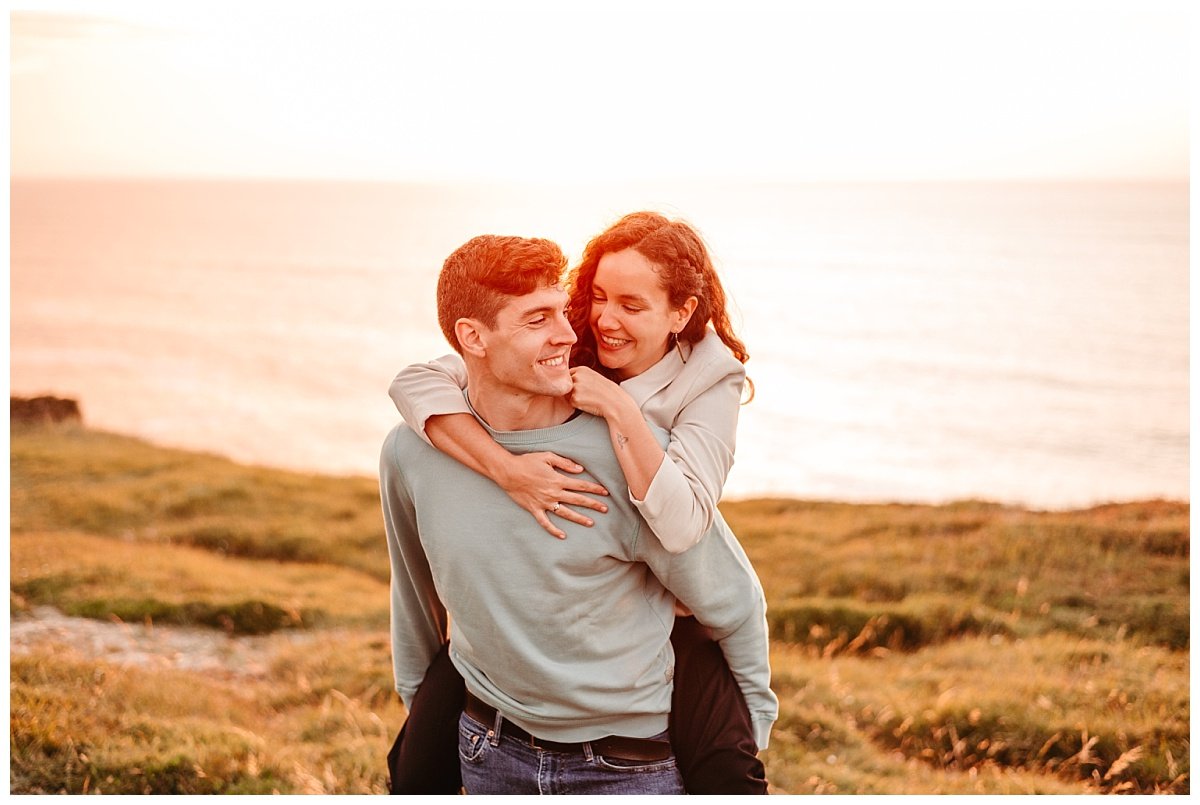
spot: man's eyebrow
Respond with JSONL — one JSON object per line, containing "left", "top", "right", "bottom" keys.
{"left": 516, "top": 304, "right": 555, "bottom": 319}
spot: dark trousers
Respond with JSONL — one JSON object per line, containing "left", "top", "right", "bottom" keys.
{"left": 387, "top": 616, "right": 767, "bottom": 794}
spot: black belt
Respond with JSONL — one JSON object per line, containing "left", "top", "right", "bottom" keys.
{"left": 464, "top": 693, "right": 672, "bottom": 762}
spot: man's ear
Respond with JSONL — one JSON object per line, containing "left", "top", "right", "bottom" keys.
{"left": 455, "top": 318, "right": 488, "bottom": 358}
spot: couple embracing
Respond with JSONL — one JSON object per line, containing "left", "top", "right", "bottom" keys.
{"left": 379, "top": 211, "right": 778, "bottom": 795}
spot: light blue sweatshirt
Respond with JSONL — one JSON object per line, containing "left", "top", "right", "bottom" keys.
{"left": 380, "top": 407, "right": 777, "bottom": 749}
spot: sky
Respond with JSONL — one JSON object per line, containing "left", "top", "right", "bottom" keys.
{"left": 6, "top": 0, "right": 1193, "bottom": 182}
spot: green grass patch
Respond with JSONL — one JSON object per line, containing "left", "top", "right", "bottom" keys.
{"left": 723, "top": 497, "right": 1190, "bottom": 649}
{"left": 11, "top": 531, "right": 388, "bottom": 632}
{"left": 767, "top": 594, "right": 1012, "bottom": 654}
{"left": 10, "top": 427, "right": 388, "bottom": 581}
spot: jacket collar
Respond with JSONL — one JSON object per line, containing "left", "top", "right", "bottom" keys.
{"left": 619, "top": 337, "right": 695, "bottom": 407}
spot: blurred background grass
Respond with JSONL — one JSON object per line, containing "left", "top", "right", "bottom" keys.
{"left": 9, "top": 424, "right": 1189, "bottom": 794}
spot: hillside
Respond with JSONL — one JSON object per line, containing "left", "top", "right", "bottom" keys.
{"left": 9, "top": 425, "right": 1189, "bottom": 794}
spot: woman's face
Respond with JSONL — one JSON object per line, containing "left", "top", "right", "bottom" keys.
{"left": 589, "top": 248, "right": 695, "bottom": 380}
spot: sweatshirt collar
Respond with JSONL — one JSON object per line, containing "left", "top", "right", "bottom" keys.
{"left": 463, "top": 391, "right": 592, "bottom": 445}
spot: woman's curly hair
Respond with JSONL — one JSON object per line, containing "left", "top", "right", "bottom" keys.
{"left": 566, "top": 211, "right": 749, "bottom": 386}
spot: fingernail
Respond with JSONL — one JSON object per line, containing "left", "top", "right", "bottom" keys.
{"left": 584, "top": 520, "right": 593, "bottom": 526}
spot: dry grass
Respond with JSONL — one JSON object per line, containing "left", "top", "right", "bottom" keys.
{"left": 11, "top": 634, "right": 403, "bottom": 794}
{"left": 764, "top": 635, "right": 1188, "bottom": 794}
{"left": 8, "top": 426, "right": 1190, "bottom": 794}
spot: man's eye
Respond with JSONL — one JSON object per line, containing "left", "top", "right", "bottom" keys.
{"left": 529, "top": 316, "right": 547, "bottom": 326}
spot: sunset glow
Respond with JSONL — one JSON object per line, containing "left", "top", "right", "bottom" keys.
{"left": 9, "top": 0, "right": 1190, "bottom": 181}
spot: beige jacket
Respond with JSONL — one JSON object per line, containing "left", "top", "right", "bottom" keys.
{"left": 388, "top": 329, "right": 746, "bottom": 553}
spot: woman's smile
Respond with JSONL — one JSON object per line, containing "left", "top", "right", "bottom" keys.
{"left": 598, "top": 333, "right": 631, "bottom": 350}
{"left": 589, "top": 248, "right": 685, "bottom": 380}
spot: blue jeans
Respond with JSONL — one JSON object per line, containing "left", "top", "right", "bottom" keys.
{"left": 458, "top": 711, "right": 685, "bottom": 795}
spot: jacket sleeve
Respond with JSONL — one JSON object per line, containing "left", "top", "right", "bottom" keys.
{"left": 387, "top": 354, "right": 471, "bottom": 448}
{"left": 636, "top": 513, "right": 778, "bottom": 750}
{"left": 379, "top": 425, "right": 449, "bottom": 710}
{"left": 631, "top": 357, "right": 744, "bottom": 553}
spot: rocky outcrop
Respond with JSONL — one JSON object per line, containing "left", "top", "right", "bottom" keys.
{"left": 10, "top": 396, "right": 83, "bottom": 425}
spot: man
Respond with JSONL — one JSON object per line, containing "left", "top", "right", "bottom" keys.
{"left": 380, "top": 234, "right": 776, "bottom": 794}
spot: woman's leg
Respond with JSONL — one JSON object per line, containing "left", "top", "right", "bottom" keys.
{"left": 669, "top": 616, "right": 769, "bottom": 794}
{"left": 387, "top": 643, "right": 465, "bottom": 794}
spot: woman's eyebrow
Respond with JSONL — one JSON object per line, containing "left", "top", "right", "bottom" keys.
{"left": 592, "top": 284, "right": 650, "bottom": 305}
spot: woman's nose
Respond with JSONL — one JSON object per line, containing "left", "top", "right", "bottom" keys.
{"left": 596, "top": 304, "right": 618, "bottom": 330}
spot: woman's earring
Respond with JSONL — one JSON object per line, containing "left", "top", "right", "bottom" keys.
{"left": 672, "top": 330, "right": 687, "bottom": 363}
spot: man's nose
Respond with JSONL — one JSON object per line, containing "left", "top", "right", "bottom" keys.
{"left": 553, "top": 312, "right": 577, "bottom": 345}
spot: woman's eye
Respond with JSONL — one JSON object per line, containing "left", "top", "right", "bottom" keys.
{"left": 623, "top": 305, "right": 642, "bottom": 314}
{"left": 591, "top": 295, "right": 605, "bottom": 305}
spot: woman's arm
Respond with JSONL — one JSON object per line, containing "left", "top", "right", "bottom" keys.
{"left": 568, "top": 357, "right": 743, "bottom": 553}
{"left": 636, "top": 369, "right": 742, "bottom": 547}
{"left": 389, "top": 355, "right": 474, "bottom": 445}
{"left": 568, "top": 368, "right": 663, "bottom": 499}
{"left": 390, "top": 358, "right": 610, "bottom": 538}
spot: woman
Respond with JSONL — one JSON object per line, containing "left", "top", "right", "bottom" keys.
{"left": 387, "top": 211, "right": 766, "bottom": 794}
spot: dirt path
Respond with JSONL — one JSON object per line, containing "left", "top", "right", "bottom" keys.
{"left": 10, "top": 606, "right": 317, "bottom": 677}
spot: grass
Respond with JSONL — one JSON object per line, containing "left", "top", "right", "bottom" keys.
{"left": 763, "top": 635, "right": 1188, "bottom": 794}
{"left": 9, "top": 424, "right": 1190, "bottom": 794}
{"left": 722, "top": 498, "right": 1189, "bottom": 651}
{"left": 11, "top": 531, "right": 387, "bottom": 632}
{"left": 11, "top": 634, "right": 403, "bottom": 794}
{"left": 9, "top": 424, "right": 387, "bottom": 580}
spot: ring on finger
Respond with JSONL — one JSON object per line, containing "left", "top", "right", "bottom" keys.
{"left": 551, "top": 503, "right": 560, "bottom": 513}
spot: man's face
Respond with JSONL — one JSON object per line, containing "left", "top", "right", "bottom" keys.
{"left": 479, "top": 284, "right": 576, "bottom": 398}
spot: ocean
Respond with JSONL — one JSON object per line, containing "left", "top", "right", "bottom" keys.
{"left": 9, "top": 178, "right": 1189, "bottom": 509}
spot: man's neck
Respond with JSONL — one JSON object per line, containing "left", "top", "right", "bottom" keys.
{"left": 466, "top": 382, "right": 575, "bottom": 432}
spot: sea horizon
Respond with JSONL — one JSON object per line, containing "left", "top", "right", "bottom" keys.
{"left": 10, "top": 177, "right": 1189, "bottom": 509}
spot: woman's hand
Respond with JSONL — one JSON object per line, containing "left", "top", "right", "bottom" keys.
{"left": 567, "top": 366, "right": 626, "bottom": 419}
{"left": 497, "top": 452, "right": 610, "bottom": 540}
{"left": 570, "top": 364, "right": 663, "bottom": 506}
